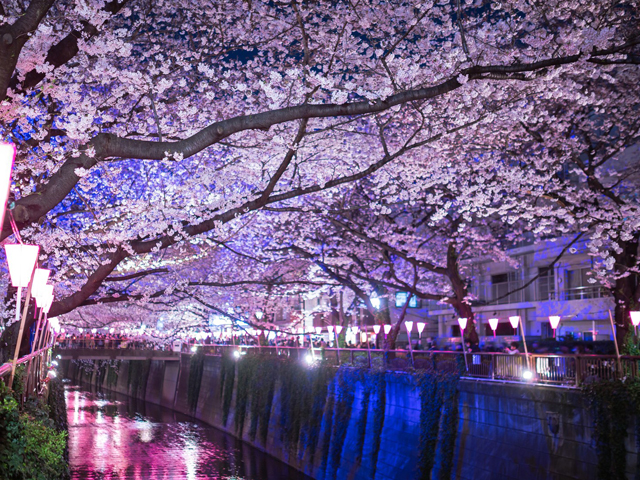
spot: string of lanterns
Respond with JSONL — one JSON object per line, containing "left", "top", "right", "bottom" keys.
{"left": 1, "top": 142, "right": 57, "bottom": 389}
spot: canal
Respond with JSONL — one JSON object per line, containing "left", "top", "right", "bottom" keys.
{"left": 65, "top": 383, "right": 313, "bottom": 480}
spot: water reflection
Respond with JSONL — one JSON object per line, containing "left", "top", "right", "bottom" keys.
{"left": 66, "top": 384, "right": 311, "bottom": 480}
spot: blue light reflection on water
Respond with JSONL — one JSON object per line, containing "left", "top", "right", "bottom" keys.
{"left": 65, "top": 384, "right": 311, "bottom": 480}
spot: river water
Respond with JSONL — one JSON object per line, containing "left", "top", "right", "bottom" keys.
{"left": 65, "top": 383, "right": 312, "bottom": 480}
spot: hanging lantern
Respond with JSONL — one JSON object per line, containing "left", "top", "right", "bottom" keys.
{"left": 509, "top": 316, "right": 520, "bottom": 330}
{"left": 405, "top": 321, "right": 413, "bottom": 333}
{"left": 31, "top": 268, "right": 50, "bottom": 302}
{"left": 4, "top": 244, "right": 40, "bottom": 287}
{"left": 327, "top": 325, "right": 334, "bottom": 334}
{"left": 36, "top": 284, "right": 54, "bottom": 309}
{"left": 417, "top": 322, "right": 426, "bottom": 335}
{"left": 335, "top": 325, "right": 343, "bottom": 335}
{"left": 40, "top": 290, "right": 54, "bottom": 314}
{"left": 372, "top": 325, "right": 381, "bottom": 335}
{"left": 630, "top": 311, "right": 640, "bottom": 327}
{"left": 315, "top": 326, "right": 322, "bottom": 335}
{"left": 383, "top": 324, "right": 392, "bottom": 335}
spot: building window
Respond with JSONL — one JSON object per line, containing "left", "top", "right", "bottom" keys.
{"left": 395, "top": 292, "right": 420, "bottom": 308}
{"left": 564, "top": 268, "right": 608, "bottom": 300}
{"left": 537, "top": 267, "right": 556, "bottom": 301}
{"left": 491, "top": 272, "right": 523, "bottom": 304}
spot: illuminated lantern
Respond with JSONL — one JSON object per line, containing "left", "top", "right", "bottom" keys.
{"left": 509, "top": 316, "right": 520, "bottom": 331}
{"left": 372, "top": 325, "right": 381, "bottom": 335}
{"left": 383, "top": 324, "right": 392, "bottom": 335}
{"left": 417, "top": 322, "right": 426, "bottom": 336}
{"left": 335, "top": 325, "right": 343, "bottom": 335}
{"left": 405, "top": 321, "right": 413, "bottom": 333}
{"left": 630, "top": 311, "right": 640, "bottom": 327}
{"left": 0, "top": 142, "right": 16, "bottom": 230}
{"left": 315, "top": 326, "right": 322, "bottom": 335}
{"left": 549, "top": 316, "right": 561, "bottom": 337}
{"left": 488, "top": 318, "right": 499, "bottom": 337}
{"left": 327, "top": 325, "right": 334, "bottom": 334}
{"left": 36, "top": 284, "right": 54, "bottom": 309}
{"left": 4, "top": 244, "right": 40, "bottom": 288}
{"left": 31, "top": 268, "right": 50, "bottom": 303}
{"left": 458, "top": 317, "right": 468, "bottom": 331}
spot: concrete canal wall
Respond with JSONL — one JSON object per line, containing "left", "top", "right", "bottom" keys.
{"left": 61, "top": 354, "right": 639, "bottom": 480}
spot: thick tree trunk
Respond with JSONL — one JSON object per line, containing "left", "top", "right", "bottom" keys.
{"left": 613, "top": 237, "right": 639, "bottom": 349}
{"left": 447, "top": 244, "right": 479, "bottom": 346}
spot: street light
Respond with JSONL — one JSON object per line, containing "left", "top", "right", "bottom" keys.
{"left": 488, "top": 318, "right": 499, "bottom": 338}
{"left": 0, "top": 142, "right": 16, "bottom": 230}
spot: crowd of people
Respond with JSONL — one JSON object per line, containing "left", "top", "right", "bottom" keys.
{"left": 56, "top": 330, "right": 609, "bottom": 355}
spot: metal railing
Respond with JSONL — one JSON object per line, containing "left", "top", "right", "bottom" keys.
{"left": 195, "top": 346, "right": 640, "bottom": 388}
{"left": 57, "top": 344, "right": 640, "bottom": 388}
{"left": 0, "top": 344, "right": 53, "bottom": 377}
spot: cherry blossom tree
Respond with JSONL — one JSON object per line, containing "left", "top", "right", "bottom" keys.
{"left": 0, "top": 0, "right": 637, "bottom": 351}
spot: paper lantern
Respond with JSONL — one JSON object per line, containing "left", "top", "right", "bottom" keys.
{"left": 458, "top": 317, "right": 468, "bottom": 330}
{"left": 4, "top": 244, "right": 40, "bottom": 288}
{"left": 630, "top": 312, "right": 640, "bottom": 327}
{"left": 509, "top": 316, "right": 520, "bottom": 329}
{"left": 372, "top": 325, "right": 381, "bottom": 334}
{"left": 36, "top": 284, "right": 53, "bottom": 309}
{"left": 417, "top": 322, "right": 426, "bottom": 335}
{"left": 383, "top": 324, "right": 392, "bottom": 335}
{"left": 327, "top": 325, "right": 334, "bottom": 334}
{"left": 315, "top": 326, "right": 322, "bottom": 335}
{"left": 405, "top": 321, "right": 413, "bottom": 333}
{"left": 549, "top": 316, "right": 561, "bottom": 329}
{"left": 31, "top": 268, "right": 50, "bottom": 301}
{"left": 335, "top": 325, "right": 343, "bottom": 335}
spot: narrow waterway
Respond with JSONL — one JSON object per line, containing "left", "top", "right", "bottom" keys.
{"left": 65, "top": 383, "right": 312, "bottom": 480}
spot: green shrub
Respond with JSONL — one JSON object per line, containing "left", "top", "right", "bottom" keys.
{"left": 0, "top": 384, "right": 69, "bottom": 480}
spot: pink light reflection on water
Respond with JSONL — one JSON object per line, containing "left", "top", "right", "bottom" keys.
{"left": 65, "top": 385, "right": 308, "bottom": 480}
